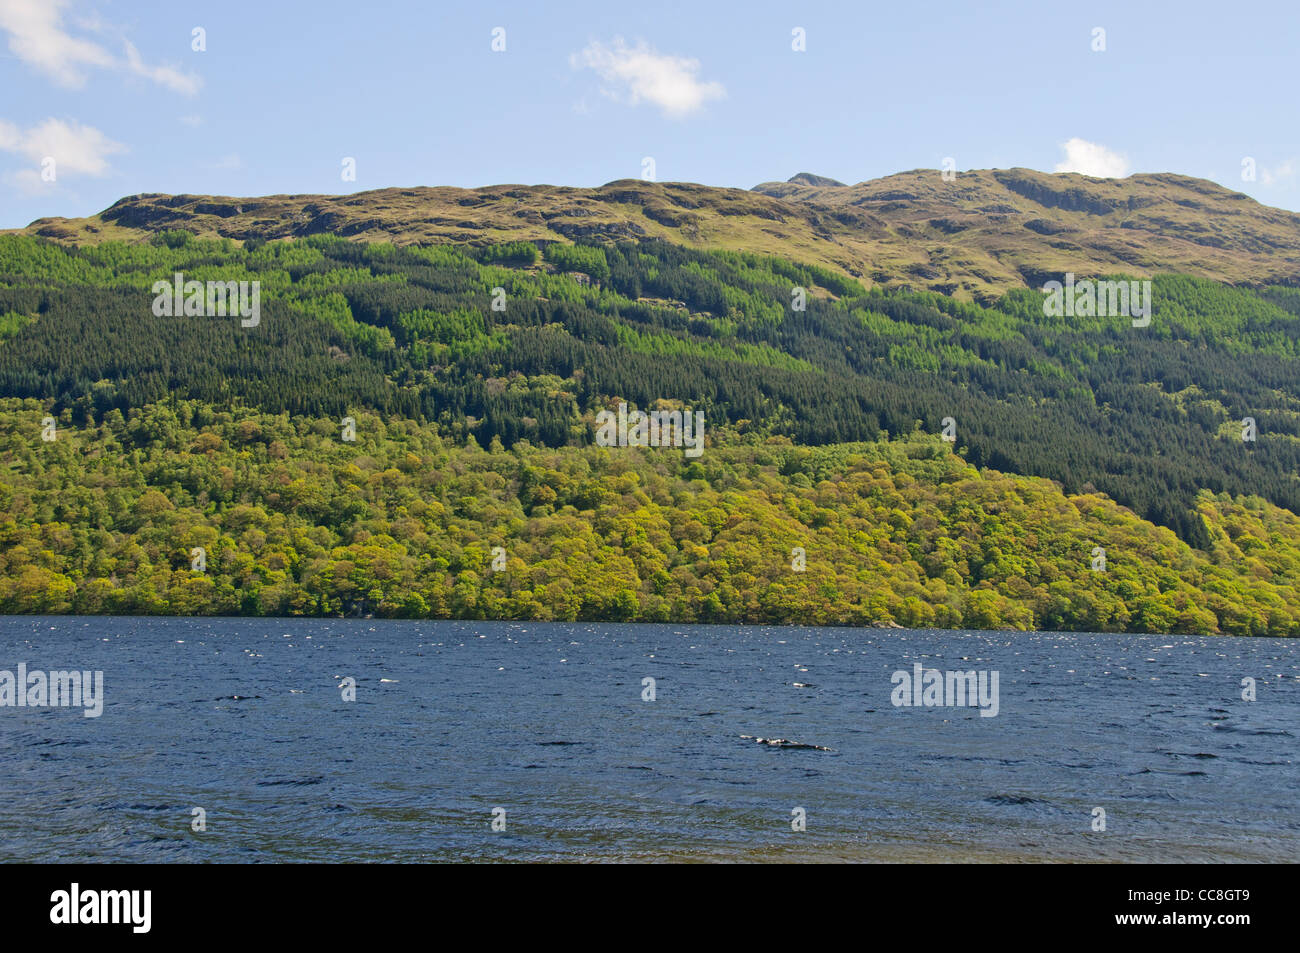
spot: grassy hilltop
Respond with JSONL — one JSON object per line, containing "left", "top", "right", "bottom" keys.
{"left": 14, "top": 167, "right": 1300, "bottom": 300}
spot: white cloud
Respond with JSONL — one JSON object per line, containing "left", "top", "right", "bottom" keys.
{"left": 1260, "top": 158, "right": 1297, "bottom": 187}
{"left": 0, "top": 0, "right": 199, "bottom": 93}
{"left": 3, "top": 167, "right": 46, "bottom": 194}
{"left": 1053, "top": 138, "right": 1129, "bottom": 178}
{"left": 123, "top": 39, "right": 201, "bottom": 95}
{"left": 570, "top": 37, "right": 724, "bottom": 119}
{"left": 0, "top": 117, "right": 126, "bottom": 191}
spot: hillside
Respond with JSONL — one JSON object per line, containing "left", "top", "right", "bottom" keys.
{"left": 3, "top": 230, "right": 1299, "bottom": 544}
{"left": 12, "top": 168, "right": 1300, "bottom": 300}
{"left": 2, "top": 398, "right": 1297, "bottom": 634}
{"left": 2, "top": 170, "right": 1300, "bottom": 631}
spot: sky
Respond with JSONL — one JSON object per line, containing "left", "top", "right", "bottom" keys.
{"left": 1, "top": 0, "right": 1298, "bottom": 228}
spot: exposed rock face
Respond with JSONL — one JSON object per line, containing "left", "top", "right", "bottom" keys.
{"left": 788, "top": 172, "right": 847, "bottom": 187}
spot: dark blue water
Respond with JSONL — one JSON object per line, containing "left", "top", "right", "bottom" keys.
{"left": 1, "top": 617, "right": 1296, "bottom": 862}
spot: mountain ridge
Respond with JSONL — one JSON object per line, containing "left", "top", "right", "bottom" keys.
{"left": 10, "top": 167, "right": 1300, "bottom": 301}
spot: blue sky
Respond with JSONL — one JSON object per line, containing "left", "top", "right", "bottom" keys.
{"left": 1, "top": 0, "right": 1297, "bottom": 228}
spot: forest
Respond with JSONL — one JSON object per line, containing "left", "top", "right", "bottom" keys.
{"left": 0, "top": 231, "right": 1297, "bottom": 631}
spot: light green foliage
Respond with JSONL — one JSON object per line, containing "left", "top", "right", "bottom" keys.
{"left": 0, "top": 397, "right": 1295, "bottom": 633}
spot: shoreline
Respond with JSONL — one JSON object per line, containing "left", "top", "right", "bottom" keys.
{"left": 0, "top": 614, "right": 1251, "bottom": 639}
